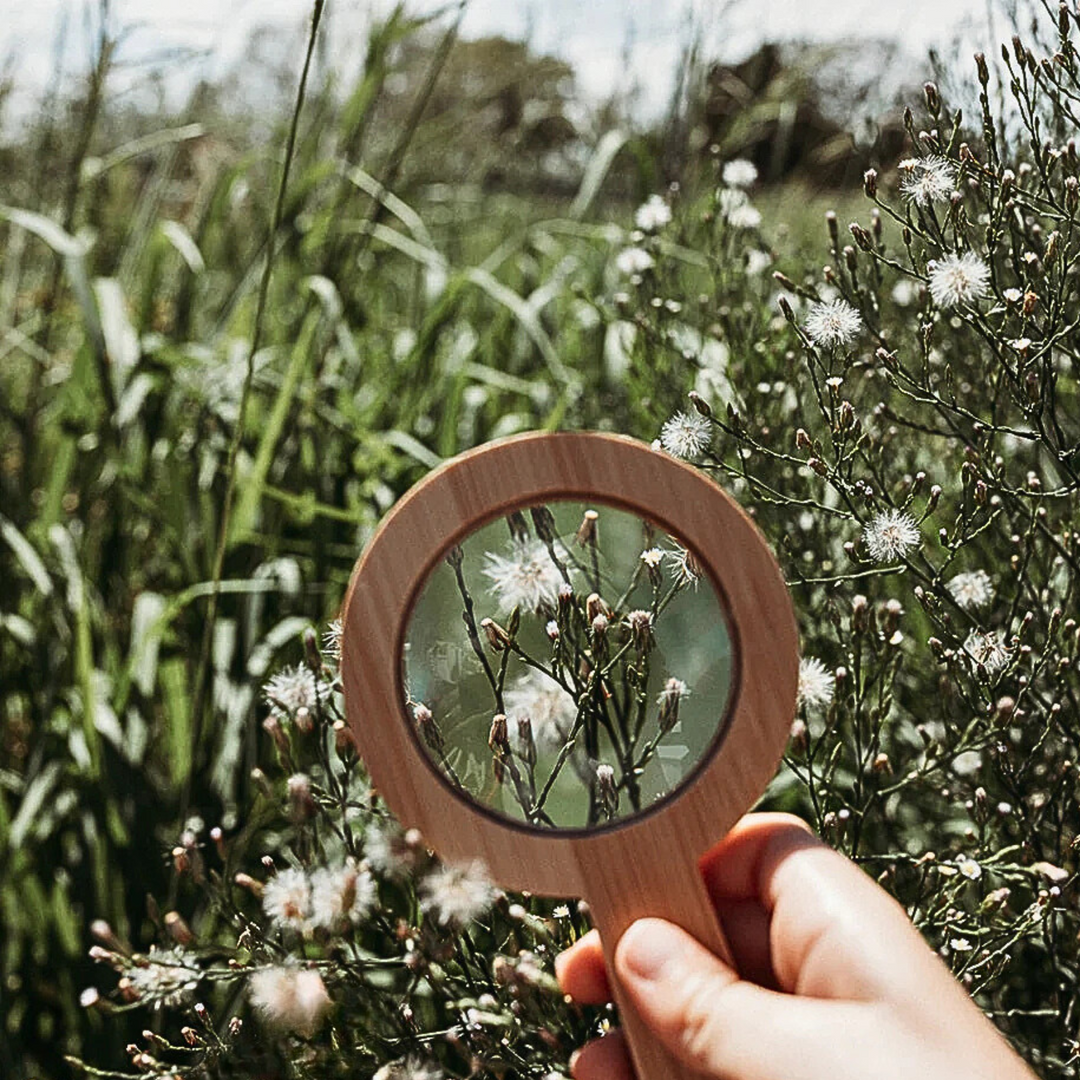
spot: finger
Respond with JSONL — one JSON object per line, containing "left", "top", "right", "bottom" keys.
{"left": 555, "top": 929, "right": 611, "bottom": 1004}
{"left": 700, "top": 811, "right": 818, "bottom": 902}
{"left": 615, "top": 917, "right": 875, "bottom": 1080}
{"left": 569, "top": 1030, "right": 633, "bottom": 1080}
{"left": 715, "top": 898, "right": 776, "bottom": 989}
{"left": 703, "top": 813, "right": 950, "bottom": 1003}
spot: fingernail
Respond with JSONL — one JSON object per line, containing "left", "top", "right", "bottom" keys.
{"left": 618, "top": 918, "right": 685, "bottom": 981}
{"left": 568, "top": 1048, "right": 582, "bottom": 1075}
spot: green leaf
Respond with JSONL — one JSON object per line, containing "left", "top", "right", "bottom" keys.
{"left": 569, "top": 130, "right": 628, "bottom": 220}
{"left": 0, "top": 515, "right": 53, "bottom": 596}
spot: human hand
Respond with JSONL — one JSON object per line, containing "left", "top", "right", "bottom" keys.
{"left": 555, "top": 813, "right": 1036, "bottom": 1080}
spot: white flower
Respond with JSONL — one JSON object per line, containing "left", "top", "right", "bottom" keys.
{"left": 722, "top": 158, "right": 758, "bottom": 188}
{"left": 947, "top": 570, "right": 993, "bottom": 610}
{"left": 804, "top": 299, "right": 863, "bottom": 348}
{"left": 374, "top": 1057, "right": 445, "bottom": 1080}
{"left": 640, "top": 547, "right": 665, "bottom": 568}
{"left": 928, "top": 252, "right": 990, "bottom": 308}
{"left": 949, "top": 937, "right": 974, "bottom": 952}
{"left": 126, "top": 946, "right": 201, "bottom": 1010}
{"left": 635, "top": 194, "right": 672, "bottom": 231}
{"left": 664, "top": 544, "right": 702, "bottom": 589}
{"left": 899, "top": 156, "right": 956, "bottom": 207}
{"left": 503, "top": 667, "right": 578, "bottom": 747}
{"left": 746, "top": 249, "right": 772, "bottom": 275}
{"left": 956, "top": 855, "right": 983, "bottom": 880}
{"left": 963, "top": 629, "right": 1010, "bottom": 673}
{"left": 483, "top": 539, "right": 563, "bottom": 613}
{"left": 659, "top": 411, "right": 712, "bottom": 459}
{"left": 727, "top": 203, "right": 762, "bottom": 230}
{"left": 863, "top": 509, "right": 920, "bottom": 562}
{"left": 718, "top": 187, "right": 749, "bottom": 216}
{"left": 420, "top": 860, "right": 497, "bottom": 928}
{"left": 656, "top": 677, "right": 689, "bottom": 707}
{"left": 310, "top": 861, "right": 377, "bottom": 931}
{"left": 263, "top": 665, "right": 328, "bottom": 719}
{"left": 552, "top": 904, "right": 571, "bottom": 919}
{"left": 364, "top": 822, "right": 422, "bottom": 880}
{"left": 249, "top": 967, "right": 331, "bottom": 1037}
{"left": 891, "top": 278, "right": 917, "bottom": 306}
{"left": 615, "top": 246, "right": 654, "bottom": 275}
{"left": 262, "top": 867, "right": 312, "bottom": 931}
{"left": 797, "top": 657, "right": 835, "bottom": 709}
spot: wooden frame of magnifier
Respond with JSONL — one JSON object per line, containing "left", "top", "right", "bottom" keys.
{"left": 341, "top": 431, "right": 798, "bottom": 1080}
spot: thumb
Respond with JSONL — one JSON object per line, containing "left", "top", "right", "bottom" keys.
{"left": 615, "top": 918, "right": 873, "bottom": 1080}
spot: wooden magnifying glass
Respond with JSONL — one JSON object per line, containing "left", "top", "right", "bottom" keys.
{"left": 340, "top": 431, "right": 798, "bottom": 1080}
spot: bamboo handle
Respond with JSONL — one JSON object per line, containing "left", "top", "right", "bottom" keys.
{"left": 585, "top": 856, "right": 730, "bottom": 1080}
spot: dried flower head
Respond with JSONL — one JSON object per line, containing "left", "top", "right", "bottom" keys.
{"left": 947, "top": 569, "right": 993, "bottom": 610}
{"left": 659, "top": 411, "right": 712, "bottom": 459}
{"left": 797, "top": 657, "right": 835, "bottom": 709}
{"left": 420, "top": 860, "right": 497, "bottom": 928}
{"left": 804, "top": 299, "right": 863, "bottom": 348}
{"left": 899, "top": 156, "right": 956, "bottom": 206}
{"left": 323, "top": 618, "right": 344, "bottom": 663}
{"left": 665, "top": 544, "right": 702, "bottom": 589}
{"left": 863, "top": 509, "right": 920, "bottom": 562}
{"left": 310, "top": 861, "right": 377, "bottom": 932}
{"left": 963, "top": 629, "right": 1011, "bottom": 673}
{"left": 262, "top": 867, "right": 312, "bottom": 932}
{"left": 263, "top": 666, "right": 328, "bottom": 720}
{"left": 249, "top": 967, "right": 332, "bottom": 1037}
{"left": 928, "top": 252, "right": 990, "bottom": 307}
{"left": 126, "top": 947, "right": 201, "bottom": 1010}
{"left": 483, "top": 539, "right": 563, "bottom": 613}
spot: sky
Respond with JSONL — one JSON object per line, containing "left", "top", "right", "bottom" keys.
{"left": 1, "top": 0, "right": 1007, "bottom": 123}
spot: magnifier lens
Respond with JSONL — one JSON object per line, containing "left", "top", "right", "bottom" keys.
{"left": 402, "top": 500, "right": 735, "bottom": 831}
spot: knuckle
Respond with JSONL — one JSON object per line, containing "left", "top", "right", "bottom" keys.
{"left": 676, "top": 972, "right": 728, "bottom": 1068}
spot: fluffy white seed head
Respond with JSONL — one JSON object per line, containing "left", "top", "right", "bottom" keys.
{"left": 659, "top": 411, "right": 712, "bottom": 459}
{"left": 804, "top": 299, "right": 863, "bottom": 348}
{"left": 863, "top": 509, "right": 920, "bottom": 562}
{"left": 797, "top": 657, "right": 835, "bottom": 709}
{"left": 928, "top": 252, "right": 990, "bottom": 308}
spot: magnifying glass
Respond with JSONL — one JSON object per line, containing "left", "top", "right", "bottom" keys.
{"left": 341, "top": 431, "right": 798, "bottom": 1080}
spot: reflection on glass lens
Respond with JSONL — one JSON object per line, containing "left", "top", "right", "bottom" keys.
{"left": 402, "top": 501, "right": 734, "bottom": 831}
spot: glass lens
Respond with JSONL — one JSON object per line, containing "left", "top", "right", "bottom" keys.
{"left": 402, "top": 501, "right": 735, "bottom": 831}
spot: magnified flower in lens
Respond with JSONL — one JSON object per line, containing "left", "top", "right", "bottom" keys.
{"left": 483, "top": 539, "right": 563, "bottom": 613}
{"left": 503, "top": 668, "right": 577, "bottom": 747}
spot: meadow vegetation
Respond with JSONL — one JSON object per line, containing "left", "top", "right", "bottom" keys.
{"left": 2, "top": 2, "right": 1079, "bottom": 1077}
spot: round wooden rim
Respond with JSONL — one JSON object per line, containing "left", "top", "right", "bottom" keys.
{"left": 341, "top": 432, "right": 798, "bottom": 896}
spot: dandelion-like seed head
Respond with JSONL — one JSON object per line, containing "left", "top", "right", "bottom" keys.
{"left": 659, "top": 411, "right": 712, "bottom": 459}
{"left": 634, "top": 194, "right": 672, "bottom": 232}
{"left": 899, "top": 156, "right": 956, "bottom": 207}
{"left": 804, "top": 299, "right": 863, "bottom": 348}
{"left": 482, "top": 539, "right": 563, "bottom": 613}
{"left": 664, "top": 545, "right": 702, "bottom": 589}
{"left": 722, "top": 158, "right": 758, "bottom": 188}
{"left": 947, "top": 569, "right": 993, "bottom": 610}
{"left": 928, "top": 252, "right": 990, "bottom": 308}
{"left": 364, "top": 822, "right": 423, "bottom": 880}
{"left": 126, "top": 946, "right": 201, "bottom": 1010}
{"left": 963, "top": 629, "right": 1010, "bottom": 673}
{"left": 727, "top": 202, "right": 762, "bottom": 230}
{"left": 262, "top": 867, "right": 312, "bottom": 932}
{"left": 502, "top": 667, "right": 577, "bottom": 747}
{"left": 419, "top": 860, "right": 497, "bottom": 928}
{"left": 797, "top": 657, "right": 835, "bottom": 709}
{"left": 310, "top": 861, "right": 377, "bottom": 932}
{"left": 323, "top": 619, "right": 343, "bottom": 663}
{"left": 249, "top": 966, "right": 332, "bottom": 1037}
{"left": 615, "top": 246, "right": 654, "bottom": 276}
{"left": 263, "top": 665, "right": 328, "bottom": 720}
{"left": 863, "top": 509, "right": 920, "bottom": 563}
